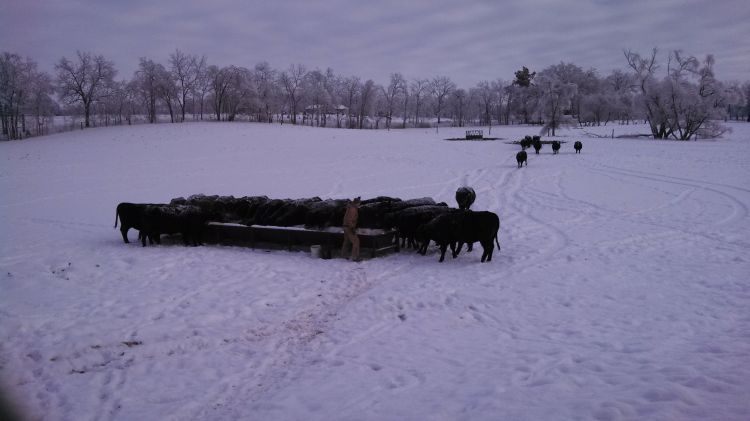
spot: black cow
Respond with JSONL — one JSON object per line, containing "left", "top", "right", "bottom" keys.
{"left": 516, "top": 150, "right": 527, "bottom": 168}
{"left": 115, "top": 202, "right": 163, "bottom": 244}
{"left": 455, "top": 187, "right": 476, "bottom": 210}
{"left": 304, "top": 199, "right": 348, "bottom": 229}
{"left": 252, "top": 199, "right": 290, "bottom": 225}
{"left": 402, "top": 197, "right": 436, "bottom": 207}
{"left": 418, "top": 210, "right": 500, "bottom": 262}
{"left": 574, "top": 141, "right": 583, "bottom": 153}
{"left": 140, "top": 205, "right": 207, "bottom": 247}
{"left": 520, "top": 136, "right": 533, "bottom": 150}
{"left": 236, "top": 196, "right": 271, "bottom": 223}
{"left": 452, "top": 211, "right": 501, "bottom": 262}
{"left": 268, "top": 197, "right": 322, "bottom": 226}
{"left": 181, "top": 194, "right": 224, "bottom": 222}
{"left": 359, "top": 196, "right": 403, "bottom": 229}
{"left": 385, "top": 204, "right": 450, "bottom": 251}
{"left": 416, "top": 211, "right": 462, "bottom": 262}
{"left": 551, "top": 141, "right": 561, "bottom": 154}
{"left": 532, "top": 138, "right": 542, "bottom": 154}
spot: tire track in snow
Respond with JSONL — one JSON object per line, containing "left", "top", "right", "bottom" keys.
{"left": 591, "top": 163, "right": 749, "bottom": 227}
{"left": 179, "top": 260, "right": 413, "bottom": 419}
{"left": 584, "top": 165, "right": 750, "bottom": 250}
{"left": 503, "top": 168, "right": 572, "bottom": 266}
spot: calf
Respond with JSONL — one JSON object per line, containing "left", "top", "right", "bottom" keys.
{"left": 516, "top": 150, "right": 527, "bottom": 168}
{"left": 574, "top": 141, "right": 583, "bottom": 153}
{"left": 551, "top": 141, "right": 561, "bottom": 154}
{"left": 455, "top": 187, "right": 476, "bottom": 210}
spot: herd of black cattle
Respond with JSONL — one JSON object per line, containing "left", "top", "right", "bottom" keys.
{"left": 114, "top": 135, "right": 586, "bottom": 262}
{"left": 114, "top": 186, "right": 500, "bottom": 262}
{"left": 514, "top": 135, "right": 583, "bottom": 168}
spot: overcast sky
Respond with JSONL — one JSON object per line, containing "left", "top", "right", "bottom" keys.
{"left": 2, "top": 0, "right": 748, "bottom": 86}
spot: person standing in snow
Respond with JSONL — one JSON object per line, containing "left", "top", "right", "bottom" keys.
{"left": 341, "top": 197, "right": 361, "bottom": 261}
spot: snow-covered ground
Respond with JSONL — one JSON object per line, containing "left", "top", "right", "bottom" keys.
{"left": 1, "top": 121, "right": 749, "bottom": 421}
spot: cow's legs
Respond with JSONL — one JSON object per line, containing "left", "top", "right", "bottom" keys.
{"left": 481, "top": 241, "right": 494, "bottom": 262}
{"left": 453, "top": 242, "right": 463, "bottom": 258}
{"left": 439, "top": 244, "right": 448, "bottom": 262}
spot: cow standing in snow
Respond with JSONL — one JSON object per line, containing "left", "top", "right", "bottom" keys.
{"left": 455, "top": 187, "right": 476, "bottom": 210}
{"left": 532, "top": 138, "right": 542, "bottom": 154}
{"left": 516, "top": 150, "right": 527, "bottom": 168}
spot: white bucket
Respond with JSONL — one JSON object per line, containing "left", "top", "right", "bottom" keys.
{"left": 310, "top": 245, "right": 322, "bottom": 258}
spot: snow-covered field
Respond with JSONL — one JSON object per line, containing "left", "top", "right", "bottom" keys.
{"left": 1, "top": 121, "right": 749, "bottom": 421}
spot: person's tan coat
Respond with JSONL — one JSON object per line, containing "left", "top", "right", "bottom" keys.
{"left": 342, "top": 202, "right": 359, "bottom": 228}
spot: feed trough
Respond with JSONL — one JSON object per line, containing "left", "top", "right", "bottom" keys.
{"left": 204, "top": 222, "right": 397, "bottom": 258}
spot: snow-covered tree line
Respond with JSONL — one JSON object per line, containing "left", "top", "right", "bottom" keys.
{"left": 1, "top": 48, "right": 748, "bottom": 140}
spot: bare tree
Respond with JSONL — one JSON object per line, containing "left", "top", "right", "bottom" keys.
{"left": 358, "top": 79, "right": 376, "bottom": 129}
{"left": 55, "top": 51, "right": 116, "bottom": 128}
{"left": 96, "top": 78, "right": 119, "bottom": 126}
{"left": 450, "top": 88, "right": 468, "bottom": 127}
{"left": 430, "top": 76, "right": 455, "bottom": 129}
{"left": 207, "top": 65, "right": 238, "bottom": 121}
{"left": 169, "top": 49, "right": 204, "bottom": 122}
{"left": 535, "top": 69, "right": 577, "bottom": 136}
{"left": 409, "top": 78, "right": 429, "bottom": 126}
{"left": 304, "top": 69, "right": 331, "bottom": 127}
{"left": 323, "top": 68, "right": 339, "bottom": 128}
{"left": 99, "top": 80, "right": 132, "bottom": 126}
{"left": 224, "top": 67, "right": 255, "bottom": 121}
{"left": 1, "top": 53, "right": 56, "bottom": 139}
{"left": 491, "top": 79, "right": 507, "bottom": 126}
{"left": 625, "top": 48, "right": 669, "bottom": 138}
{"left": 605, "top": 69, "right": 637, "bottom": 123}
{"left": 192, "top": 62, "right": 210, "bottom": 120}
{"left": 253, "top": 62, "right": 278, "bottom": 123}
{"left": 156, "top": 64, "right": 178, "bottom": 123}
{"left": 381, "top": 72, "right": 405, "bottom": 130}
{"left": 398, "top": 76, "right": 409, "bottom": 128}
{"left": 721, "top": 81, "right": 744, "bottom": 121}
{"left": 123, "top": 80, "right": 141, "bottom": 124}
{"left": 1, "top": 53, "right": 31, "bottom": 139}
{"left": 133, "top": 58, "right": 161, "bottom": 123}
{"left": 278, "top": 64, "right": 307, "bottom": 124}
{"left": 342, "top": 76, "right": 360, "bottom": 128}
{"left": 474, "top": 81, "right": 494, "bottom": 127}
{"left": 625, "top": 48, "right": 728, "bottom": 139}
{"left": 27, "top": 71, "right": 57, "bottom": 136}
